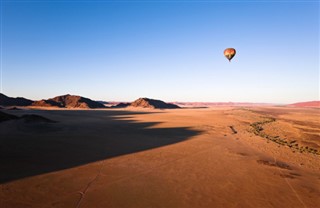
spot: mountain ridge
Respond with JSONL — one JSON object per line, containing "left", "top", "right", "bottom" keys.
{"left": 0, "top": 93, "right": 34, "bottom": 106}
{"left": 32, "top": 94, "right": 106, "bottom": 109}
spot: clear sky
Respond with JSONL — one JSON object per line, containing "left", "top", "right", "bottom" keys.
{"left": 1, "top": 0, "right": 319, "bottom": 103}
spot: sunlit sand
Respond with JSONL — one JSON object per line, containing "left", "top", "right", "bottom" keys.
{"left": 1, "top": 107, "right": 319, "bottom": 207}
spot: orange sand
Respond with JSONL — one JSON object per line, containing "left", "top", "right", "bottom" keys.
{"left": 1, "top": 107, "right": 319, "bottom": 207}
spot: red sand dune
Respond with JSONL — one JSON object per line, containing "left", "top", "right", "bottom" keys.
{"left": 172, "top": 102, "right": 273, "bottom": 107}
{"left": 288, "top": 101, "right": 320, "bottom": 108}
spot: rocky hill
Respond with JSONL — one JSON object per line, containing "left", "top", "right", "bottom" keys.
{"left": 32, "top": 99, "right": 62, "bottom": 108}
{"left": 0, "top": 93, "right": 33, "bottom": 106}
{"left": 32, "top": 94, "right": 106, "bottom": 109}
{"left": 130, "top": 98, "right": 180, "bottom": 109}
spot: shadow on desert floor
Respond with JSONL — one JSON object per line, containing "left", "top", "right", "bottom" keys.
{"left": 0, "top": 110, "right": 202, "bottom": 184}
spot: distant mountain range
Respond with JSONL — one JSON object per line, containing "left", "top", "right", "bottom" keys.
{"left": 0, "top": 93, "right": 105, "bottom": 109}
{"left": 0, "top": 94, "right": 179, "bottom": 109}
{"left": 0, "top": 93, "right": 319, "bottom": 109}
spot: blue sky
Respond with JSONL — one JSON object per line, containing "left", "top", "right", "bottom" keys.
{"left": 1, "top": 0, "right": 319, "bottom": 103}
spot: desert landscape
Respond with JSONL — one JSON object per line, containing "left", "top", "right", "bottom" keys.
{"left": 1, "top": 1, "right": 319, "bottom": 207}
{"left": 1, "top": 95, "right": 319, "bottom": 207}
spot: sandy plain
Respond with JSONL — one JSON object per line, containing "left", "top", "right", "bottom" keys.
{"left": 0, "top": 106, "right": 319, "bottom": 208}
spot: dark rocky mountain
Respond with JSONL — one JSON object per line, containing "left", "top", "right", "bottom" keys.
{"left": 0, "top": 93, "right": 33, "bottom": 106}
{"left": 112, "top": 102, "right": 131, "bottom": 108}
{"left": 32, "top": 94, "right": 106, "bottom": 109}
{"left": 96, "top": 100, "right": 109, "bottom": 105}
{"left": 130, "top": 98, "right": 180, "bottom": 109}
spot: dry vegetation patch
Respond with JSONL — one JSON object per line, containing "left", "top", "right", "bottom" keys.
{"left": 250, "top": 116, "right": 319, "bottom": 155}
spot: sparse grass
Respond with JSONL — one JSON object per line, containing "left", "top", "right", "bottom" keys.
{"left": 250, "top": 117, "right": 320, "bottom": 156}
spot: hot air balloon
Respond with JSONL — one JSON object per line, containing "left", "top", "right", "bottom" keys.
{"left": 224, "top": 48, "right": 236, "bottom": 62}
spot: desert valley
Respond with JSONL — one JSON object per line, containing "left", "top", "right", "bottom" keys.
{"left": 0, "top": 94, "right": 319, "bottom": 207}
{"left": 1, "top": 0, "right": 318, "bottom": 207}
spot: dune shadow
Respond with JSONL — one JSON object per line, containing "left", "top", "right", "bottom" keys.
{"left": 0, "top": 110, "right": 201, "bottom": 184}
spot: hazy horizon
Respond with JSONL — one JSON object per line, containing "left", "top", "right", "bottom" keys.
{"left": 1, "top": 0, "right": 319, "bottom": 103}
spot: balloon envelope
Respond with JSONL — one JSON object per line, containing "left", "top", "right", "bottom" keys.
{"left": 224, "top": 48, "right": 236, "bottom": 62}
